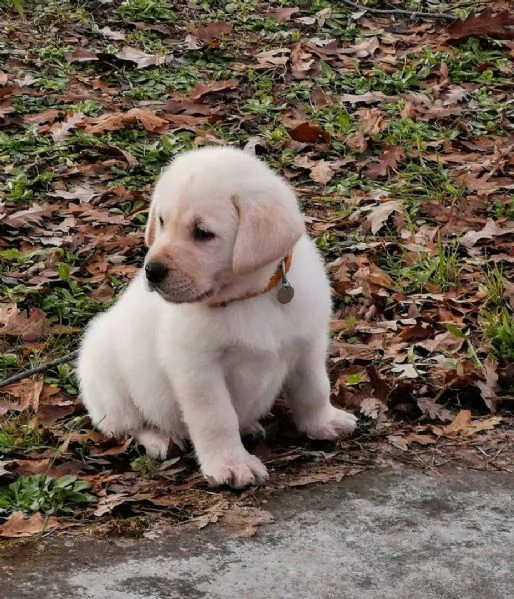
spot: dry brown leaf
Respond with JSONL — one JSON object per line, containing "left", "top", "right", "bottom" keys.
{"left": 360, "top": 397, "right": 387, "bottom": 419}
{"left": 355, "top": 108, "right": 386, "bottom": 136}
{"left": 67, "top": 48, "right": 98, "bottom": 62}
{"left": 85, "top": 108, "right": 168, "bottom": 134}
{"left": 0, "top": 303, "right": 50, "bottom": 342}
{"left": 189, "top": 79, "right": 238, "bottom": 100}
{"left": 447, "top": 9, "right": 514, "bottom": 42}
{"left": 404, "top": 433, "right": 437, "bottom": 446}
{"left": 287, "top": 472, "right": 334, "bottom": 487}
{"left": 476, "top": 359, "right": 498, "bottom": 413}
{"left": 290, "top": 43, "right": 314, "bottom": 77}
{"left": 195, "top": 21, "right": 233, "bottom": 40}
{"left": 219, "top": 507, "right": 274, "bottom": 538}
{"left": 94, "top": 493, "right": 130, "bottom": 517}
{"left": 49, "top": 112, "right": 85, "bottom": 142}
{"left": 387, "top": 435, "right": 409, "bottom": 451}
{"left": 0, "top": 512, "right": 59, "bottom": 538}
{"left": 460, "top": 219, "right": 514, "bottom": 248}
{"left": 433, "top": 410, "right": 503, "bottom": 437}
{"left": 255, "top": 48, "right": 290, "bottom": 67}
{"left": 365, "top": 201, "right": 403, "bottom": 234}
{"left": 287, "top": 122, "right": 331, "bottom": 144}
{"left": 271, "top": 7, "right": 299, "bottom": 23}
{"left": 115, "top": 45, "right": 173, "bottom": 68}
{"left": 365, "top": 146, "right": 404, "bottom": 179}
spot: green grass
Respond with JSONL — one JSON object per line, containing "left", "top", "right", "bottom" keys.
{"left": 0, "top": 475, "right": 96, "bottom": 515}
{"left": 0, "top": 415, "right": 42, "bottom": 455}
{"left": 382, "top": 240, "right": 460, "bottom": 294}
{"left": 483, "top": 308, "right": 514, "bottom": 363}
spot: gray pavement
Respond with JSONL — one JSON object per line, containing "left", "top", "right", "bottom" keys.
{"left": 2, "top": 466, "right": 513, "bottom": 599}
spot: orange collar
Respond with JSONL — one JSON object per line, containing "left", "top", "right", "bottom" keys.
{"left": 208, "top": 253, "right": 293, "bottom": 308}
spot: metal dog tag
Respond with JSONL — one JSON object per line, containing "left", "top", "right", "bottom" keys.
{"left": 277, "top": 283, "right": 294, "bottom": 304}
{"left": 278, "top": 259, "right": 294, "bottom": 304}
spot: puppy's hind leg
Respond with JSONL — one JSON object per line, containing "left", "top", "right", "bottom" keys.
{"left": 286, "top": 339, "right": 357, "bottom": 440}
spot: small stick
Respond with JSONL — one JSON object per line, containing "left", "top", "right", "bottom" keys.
{"left": 340, "top": 0, "right": 457, "bottom": 21}
{"left": 0, "top": 350, "right": 79, "bottom": 388}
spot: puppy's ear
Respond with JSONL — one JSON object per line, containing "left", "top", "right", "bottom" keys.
{"left": 144, "top": 197, "right": 157, "bottom": 248}
{"left": 232, "top": 192, "right": 305, "bottom": 275}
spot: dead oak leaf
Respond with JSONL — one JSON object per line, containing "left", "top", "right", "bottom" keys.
{"left": 287, "top": 122, "right": 331, "bottom": 145}
{"left": 460, "top": 218, "right": 514, "bottom": 248}
{"left": 85, "top": 108, "right": 168, "bottom": 134}
{"left": 340, "top": 37, "right": 379, "bottom": 58}
{"left": 432, "top": 409, "right": 503, "bottom": 437}
{"left": 115, "top": 45, "right": 173, "bottom": 69}
{"left": 447, "top": 9, "right": 514, "bottom": 42}
{"left": 0, "top": 303, "right": 50, "bottom": 342}
{"left": 387, "top": 435, "right": 409, "bottom": 451}
{"left": 194, "top": 21, "right": 233, "bottom": 41}
{"left": 255, "top": 48, "right": 290, "bottom": 68}
{"left": 476, "top": 358, "right": 498, "bottom": 413}
{"left": 189, "top": 79, "right": 238, "bottom": 100}
{"left": 290, "top": 43, "right": 314, "bottom": 78}
{"left": 365, "top": 146, "right": 404, "bottom": 180}
{"left": 0, "top": 512, "right": 59, "bottom": 538}
{"left": 0, "top": 377, "right": 43, "bottom": 414}
{"left": 2, "top": 202, "right": 56, "bottom": 227}
{"left": 364, "top": 200, "right": 403, "bottom": 235}
{"left": 48, "top": 112, "right": 85, "bottom": 143}
{"left": 219, "top": 507, "right": 274, "bottom": 538}
{"left": 360, "top": 396, "right": 387, "bottom": 419}
{"left": 271, "top": 7, "right": 300, "bottom": 23}
{"left": 355, "top": 108, "right": 386, "bottom": 136}
{"left": 67, "top": 48, "right": 98, "bottom": 62}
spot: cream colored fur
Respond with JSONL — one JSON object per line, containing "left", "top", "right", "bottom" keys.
{"left": 77, "top": 147, "right": 357, "bottom": 488}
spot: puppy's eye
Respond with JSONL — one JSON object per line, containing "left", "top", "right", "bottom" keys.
{"left": 159, "top": 216, "right": 164, "bottom": 227}
{"left": 192, "top": 224, "right": 215, "bottom": 242}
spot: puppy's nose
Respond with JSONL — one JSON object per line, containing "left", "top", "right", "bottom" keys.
{"left": 145, "top": 261, "right": 168, "bottom": 284}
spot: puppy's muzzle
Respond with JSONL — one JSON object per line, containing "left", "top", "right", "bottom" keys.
{"left": 145, "top": 261, "right": 168, "bottom": 285}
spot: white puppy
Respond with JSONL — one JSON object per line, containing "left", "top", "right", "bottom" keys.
{"left": 77, "top": 147, "right": 357, "bottom": 488}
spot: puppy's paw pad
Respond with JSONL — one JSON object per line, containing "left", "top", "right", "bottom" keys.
{"left": 136, "top": 429, "right": 171, "bottom": 460}
{"left": 203, "top": 453, "right": 268, "bottom": 489}
{"left": 306, "top": 408, "right": 357, "bottom": 441}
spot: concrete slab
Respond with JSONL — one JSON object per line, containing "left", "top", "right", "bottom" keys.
{"left": 2, "top": 466, "right": 513, "bottom": 599}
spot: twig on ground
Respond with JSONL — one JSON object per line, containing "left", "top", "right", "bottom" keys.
{"left": 340, "top": 0, "right": 457, "bottom": 21}
{"left": 0, "top": 350, "right": 79, "bottom": 388}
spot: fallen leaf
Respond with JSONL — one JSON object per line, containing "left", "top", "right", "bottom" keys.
{"left": 387, "top": 435, "right": 409, "bottom": 451}
{"left": 365, "top": 201, "right": 403, "bottom": 234}
{"left": 189, "top": 79, "right": 238, "bottom": 100}
{"left": 85, "top": 108, "right": 168, "bottom": 134}
{"left": 360, "top": 397, "right": 387, "bottom": 419}
{"left": 287, "top": 472, "right": 333, "bottom": 486}
{"left": 67, "top": 48, "right": 98, "bottom": 62}
{"left": 255, "top": 48, "right": 290, "bottom": 67}
{"left": 115, "top": 45, "right": 173, "bottom": 68}
{"left": 365, "top": 145, "right": 404, "bottom": 179}
{"left": 271, "top": 7, "right": 299, "bottom": 23}
{"left": 49, "top": 112, "right": 85, "bottom": 142}
{"left": 0, "top": 512, "right": 59, "bottom": 538}
{"left": 219, "top": 507, "right": 274, "bottom": 538}
{"left": 460, "top": 218, "right": 514, "bottom": 248}
{"left": 404, "top": 433, "right": 437, "bottom": 446}
{"left": 447, "top": 9, "right": 514, "bottom": 42}
{"left": 94, "top": 493, "right": 130, "bottom": 517}
{"left": 0, "top": 304, "right": 50, "bottom": 342}
{"left": 476, "top": 359, "right": 498, "bottom": 413}
{"left": 287, "top": 122, "right": 331, "bottom": 144}
{"left": 194, "top": 21, "right": 233, "bottom": 41}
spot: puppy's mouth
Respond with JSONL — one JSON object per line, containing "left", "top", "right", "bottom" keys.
{"left": 148, "top": 283, "right": 214, "bottom": 305}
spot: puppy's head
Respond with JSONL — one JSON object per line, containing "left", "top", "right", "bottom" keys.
{"left": 144, "top": 147, "right": 305, "bottom": 304}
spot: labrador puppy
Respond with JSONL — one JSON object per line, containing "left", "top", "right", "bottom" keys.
{"left": 77, "top": 147, "right": 357, "bottom": 488}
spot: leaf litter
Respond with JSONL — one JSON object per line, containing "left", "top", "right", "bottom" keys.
{"left": 0, "top": 0, "right": 513, "bottom": 539}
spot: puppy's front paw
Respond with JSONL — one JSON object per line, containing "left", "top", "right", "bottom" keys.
{"left": 304, "top": 406, "right": 357, "bottom": 440}
{"left": 135, "top": 428, "right": 171, "bottom": 460}
{"left": 202, "top": 451, "right": 268, "bottom": 489}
